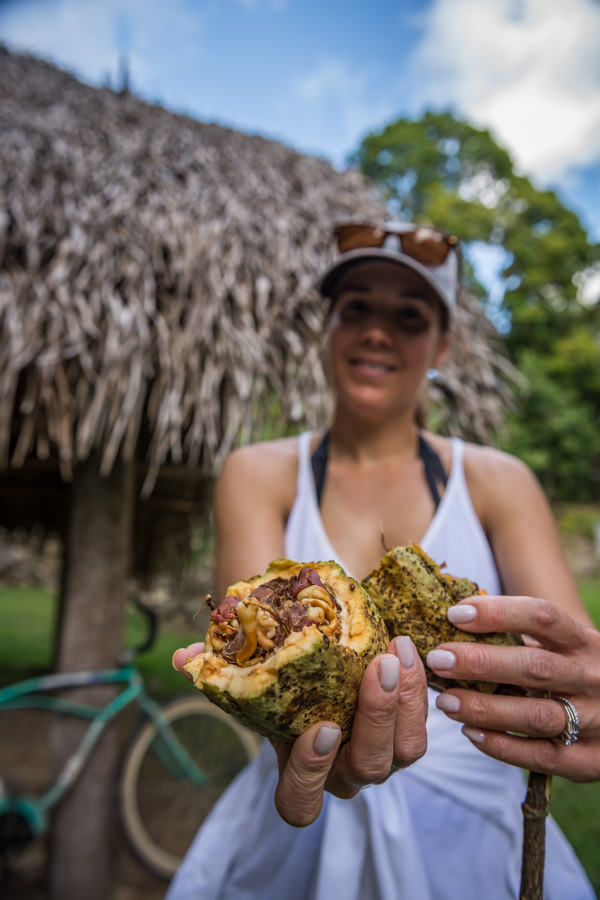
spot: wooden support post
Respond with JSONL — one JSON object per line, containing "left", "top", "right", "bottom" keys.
{"left": 48, "top": 455, "right": 134, "bottom": 900}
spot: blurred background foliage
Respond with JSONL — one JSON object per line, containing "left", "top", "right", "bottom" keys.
{"left": 350, "top": 110, "right": 600, "bottom": 503}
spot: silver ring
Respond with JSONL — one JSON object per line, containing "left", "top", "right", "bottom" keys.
{"left": 554, "top": 697, "right": 580, "bottom": 746}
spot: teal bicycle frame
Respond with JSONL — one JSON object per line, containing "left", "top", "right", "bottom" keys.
{"left": 0, "top": 667, "right": 207, "bottom": 842}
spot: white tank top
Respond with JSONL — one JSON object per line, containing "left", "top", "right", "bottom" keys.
{"left": 285, "top": 431, "right": 502, "bottom": 594}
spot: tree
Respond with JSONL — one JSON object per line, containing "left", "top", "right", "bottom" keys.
{"left": 350, "top": 112, "right": 600, "bottom": 501}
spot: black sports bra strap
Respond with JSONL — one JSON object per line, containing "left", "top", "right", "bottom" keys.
{"left": 311, "top": 430, "right": 330, "bottom": 507}
{"left": 418, "top": 434, "right": 448, "bottom": 510}
{"left": 310, "top": 430, "right": 448, "bottom": 510}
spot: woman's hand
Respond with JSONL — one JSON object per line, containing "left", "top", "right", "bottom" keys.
{"left": 271, "top": 635, "right": 427, "bottom": 826}
{"left": 428, "top": 595, "right": 600, "bottom": 782}
{"left": 172, "top": 636, "right": 428, "bottom": 827}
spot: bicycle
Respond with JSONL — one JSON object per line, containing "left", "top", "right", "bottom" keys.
{"left": 0, "top": 605, "right": 261, "bottom": 880}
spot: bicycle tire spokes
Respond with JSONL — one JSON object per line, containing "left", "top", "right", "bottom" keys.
{"left": 140, "top": 697, "right": 208, "bottom": 786}
{"left": 148, "top": 732, "right": 207, "bottom": 786}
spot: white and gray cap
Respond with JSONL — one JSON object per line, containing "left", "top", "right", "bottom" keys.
{"left": 319, "top": 221, "right": 460, "bottom": 318}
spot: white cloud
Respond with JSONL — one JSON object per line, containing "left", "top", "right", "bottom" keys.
{"left": 412, "top": 0, "right": 600, "bottom": 180}
{"left": 0, "top": 0, "right": 117, "bottom": 79}
{"left": 294, "top": 59, "right": 364, "bottom": 103}
{"left": 575, "top": 263, "right": 600, "bottom": 306}
{"left": 0, "top": 0, "right": 207, "bottom": 94}
{"left": 292, "top": 58, "right": 395, "bottom": 163}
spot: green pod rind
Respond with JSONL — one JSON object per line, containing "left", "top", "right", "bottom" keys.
{"left": 197, "top": 631, "right": 373, "bottom": 742}
{"left": 185, "top": 559, "right": 389, "bottom": 742}
{"left": 362, "top": 543, "right": 522, "bottom": 693}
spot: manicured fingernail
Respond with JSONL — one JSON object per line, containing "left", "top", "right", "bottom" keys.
{"left": 314, "top": 725, "right": 340, "bottom": 756}
{"left": 447, "top": 604, "right": 477, "bottom": 624}
{"left": 436, "top": 694, "right": 461, "bottom": 713}
{"left": 379, "top": 655, "right": 400, "bottom": 691}
{"left": 172, "top": 652, "right": 193, "bottom": 679}
{"left": 394, "top": 635, "right": 415, "bottom": 668}
{"left": 462, "top": 726, "right": 485, "bottom": 745}
{"left": 426, "top": 649, "right": 456, "bottom": 670}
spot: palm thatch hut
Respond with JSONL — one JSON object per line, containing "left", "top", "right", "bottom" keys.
{"left": 0, "top": 44, "right": 514, "bottom": 899}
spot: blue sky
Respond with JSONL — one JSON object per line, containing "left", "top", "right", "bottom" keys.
{"left": 1, "top": 0, "right": 599, "bottom": 249}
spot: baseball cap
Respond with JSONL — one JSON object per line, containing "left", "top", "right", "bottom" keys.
{"left": 319, "top": 221, "right": 460, "bottom": 318}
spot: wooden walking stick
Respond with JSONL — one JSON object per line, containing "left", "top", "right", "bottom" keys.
{"left": 520, "top": 691, "right": 579, "bottom": 898}
{"left": 520, "top": 770, "right": 552, "bottom": 900}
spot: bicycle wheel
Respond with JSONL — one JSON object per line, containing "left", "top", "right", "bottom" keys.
{"left": 119, "top": 695, "right": 261, "bottom": 880}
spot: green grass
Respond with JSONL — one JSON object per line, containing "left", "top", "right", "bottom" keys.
{"left": 0, "top": 585, "right": 200, "bottom": 699}
{"left": 0, "top": 584, "right": 56, "bottom": 675}
{"left": 550, "top": 776, "right": 600, "bottom": 894}
{"left": 124, "top": 603, "right": 205, "bottom": 701}
{"left": 1, "top": 580, "right": 599, "bottom": 894}
{"left": 578, "top": 574, "right": 600, "bottom": 624}
{"left": 550, "top": 572, "right": 599, "bottom": 895}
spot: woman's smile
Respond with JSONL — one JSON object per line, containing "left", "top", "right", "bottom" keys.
{"left": 349, "top": 356, "right": 398, "bottom": 377}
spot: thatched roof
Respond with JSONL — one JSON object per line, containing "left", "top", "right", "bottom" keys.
{"left": 0, "top": 46, "right": 514, "bottom": 500}
{"left": 429, "top": 290, "right": 517, "bottom": 440}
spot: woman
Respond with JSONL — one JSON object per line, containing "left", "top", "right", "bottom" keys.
{"left": 169, "top": 222, "right": 598, "bottom": 899}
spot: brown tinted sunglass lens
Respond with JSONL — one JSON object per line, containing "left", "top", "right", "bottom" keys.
{"left": 399, "top": 231, "right": 453, "bottom": 265}
{"left": 335, "top": 224, "right": 457, "bottom": 264}
{"left": 335, "top": 224, "right": 384, "bottom": 253}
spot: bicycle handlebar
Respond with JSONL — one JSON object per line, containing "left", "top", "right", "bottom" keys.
{"left": 118, "top": 596, "right": 159, "bottom": 664}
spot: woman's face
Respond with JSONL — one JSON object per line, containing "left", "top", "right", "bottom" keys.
{"left": 325, "top": 260, "right": 451, "bottom": 418}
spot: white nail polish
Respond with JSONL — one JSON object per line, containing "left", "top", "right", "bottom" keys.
{"left": 436, "top": 694, "right": 460, "bottom": 713}
{"left": 447, "top": 604, "right": 477, "bottom": 624}
{"left": 394, "top": 635, "right": 415, "bottom": 668}
{"left": 379, "top": 655, "right": 400, "bottom": 692}
{"left": 314, "top": 725, "right": 340, "bottom": 756}
{"left": 426, "top": 649, "right": 456, "bottom": 670}
{"left": 462, "top": 726, "right": 485, "bottom": 745}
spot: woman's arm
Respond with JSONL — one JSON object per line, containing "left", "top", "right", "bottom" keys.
{"left": 213, "top": 442, "right": 293, "bottom": 597}
{"left": 467, "top": 445, "right": 592, "bottom": 625}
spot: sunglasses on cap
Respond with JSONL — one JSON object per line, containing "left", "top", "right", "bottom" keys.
{"left": 334, "top": 222, "right": 459, "bottom": 267}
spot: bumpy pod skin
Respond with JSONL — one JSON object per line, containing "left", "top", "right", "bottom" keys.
{"left": 184, "top": 558, "right": 389, "bottom": 742}
{"left": 362, "top": 543, "right": 523, "bottom": 693}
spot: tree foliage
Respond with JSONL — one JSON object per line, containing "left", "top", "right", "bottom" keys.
{"left": 350, "top": 112, "right": 600, "bottom": 501}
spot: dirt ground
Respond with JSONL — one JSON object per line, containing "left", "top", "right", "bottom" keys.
{"left": 2, "top": 839, "right": 167, "bottom": 900}
{"left": 0, "top": 709, "right": 174, "bottom": 900}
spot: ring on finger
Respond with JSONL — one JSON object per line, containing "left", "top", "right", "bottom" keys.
{"left": 552, "top": 696, "right": 580, "bottom": 747}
